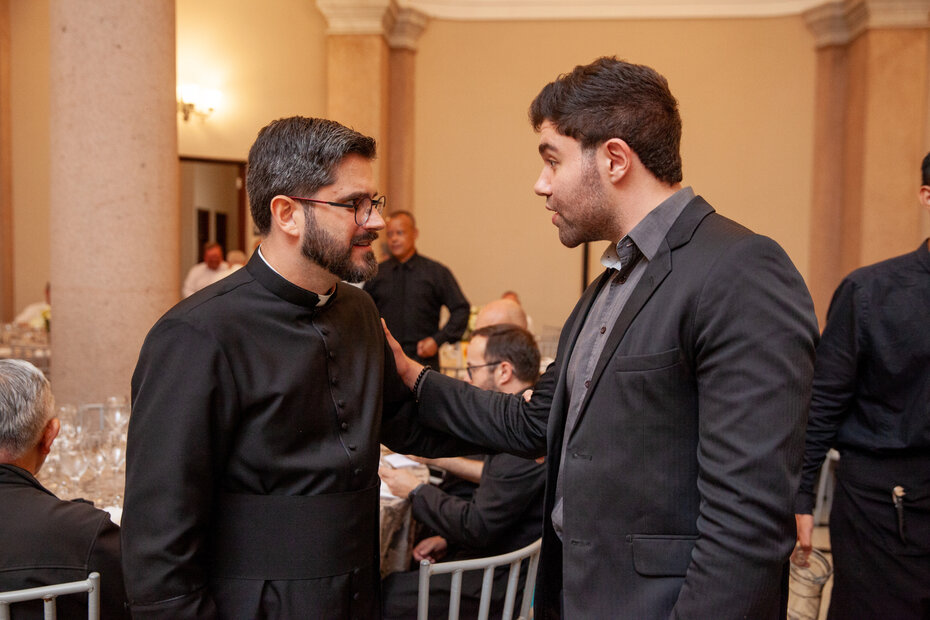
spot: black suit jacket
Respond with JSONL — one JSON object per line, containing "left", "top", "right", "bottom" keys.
{"left": 417, "top": 197, "right": 819, "bottom": 619}
{"left": 0, "top": 464, "right": 128, "bottom": 619}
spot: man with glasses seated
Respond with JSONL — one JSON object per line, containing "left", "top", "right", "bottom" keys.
{"left": 123, "top": 117, "right": 475, "bottom": 619}
{"left": 379, "top": 324, "right": 545, "bottom": 619}
{"left": 363, "top": 210, "right": 470, "bottom": 370}
{"left": 0, "top": 359, "right": 128, "bottom": 619}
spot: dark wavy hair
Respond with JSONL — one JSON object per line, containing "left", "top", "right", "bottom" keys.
{"left": 247, "top": 117, "right": 376, "bottom": 235}
{"left": 922, "top": 152, "right": 930, "bottom": 186}
{"left": 529, "top": 57, "right": 682, "bottom": 184}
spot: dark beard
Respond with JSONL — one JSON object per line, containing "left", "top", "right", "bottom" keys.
{"left": 555, "top": 153, "right": 610, "bottom": 248}
{"left": 300, "top": 208, "right": 378, "bottom": 282}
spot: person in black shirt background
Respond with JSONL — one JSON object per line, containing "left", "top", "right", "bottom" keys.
{"left": 364, "top": 211, "right": 470, "bottom": 368}
{"left": 795, "top": 151, "right": 930, "bottom": 619}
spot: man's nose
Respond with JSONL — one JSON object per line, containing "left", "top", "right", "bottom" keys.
{"left": 365, "top": 207, "right": 386, "bottom": 231}
{"left": 533, "top": 170, "right": 551, "bottom": 196}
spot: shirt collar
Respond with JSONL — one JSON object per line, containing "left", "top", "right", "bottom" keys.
{"left": 253, "top": 245, "right": 332, "bottom": 308}
{"left": 600, "top": 186, "right": 695, "bottom": 269}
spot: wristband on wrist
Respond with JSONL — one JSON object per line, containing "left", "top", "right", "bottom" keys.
{"left": 413, "top": 365, "right": 431, "bottom": 399}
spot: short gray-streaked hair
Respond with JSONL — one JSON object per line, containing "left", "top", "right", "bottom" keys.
{"left": 0, "top": 359, "right": 54, "bottom": 461}
{"left": 247, "top": 116, "right": 377, "bottom": 235}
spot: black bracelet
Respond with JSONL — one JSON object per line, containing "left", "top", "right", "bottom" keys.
{"left": 413, "top": 365, "right": 431, "bottom": 398}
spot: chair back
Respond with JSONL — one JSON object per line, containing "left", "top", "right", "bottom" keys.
{"left": 0, "top": 572, "right": 100, "bottom": 620}
{"left": 417, "top": 538, "right": 541, "bottom": 620}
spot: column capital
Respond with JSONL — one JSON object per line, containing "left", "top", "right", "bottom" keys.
{"left": 804, "top": 1, "right": 851, "bottom": 46}
{"left": 805, "top": 0, "right": 930, "bottom": 47}
{"left": 388, "top": 7, "right": 429, "bottom": 50}
{"left": 316, "top": 0, "right": 397, "bottom": 36}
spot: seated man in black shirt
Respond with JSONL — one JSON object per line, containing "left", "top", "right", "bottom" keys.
{"left": 379, "top": 324, "right": 545, "bottom": 619}
{"left": 0, "top": 359, "right": 128, "bottom": 619}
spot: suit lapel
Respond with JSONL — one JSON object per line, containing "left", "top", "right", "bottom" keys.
{"left": 567, "top": 197, "right": 715, "bottom": 439}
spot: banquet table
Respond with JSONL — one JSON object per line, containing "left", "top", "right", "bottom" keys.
{"left": 40, "top": 440, "right": 430, "bottom": 577}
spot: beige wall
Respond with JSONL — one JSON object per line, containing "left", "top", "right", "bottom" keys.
{"left": 176, "top": 0, "right": 329, "bottom": 159}
{"left": 412, "top": 17, "right": 816, "bottom": 331}
{"left": 7, "top": 5, "right": 822, "bottom": 335}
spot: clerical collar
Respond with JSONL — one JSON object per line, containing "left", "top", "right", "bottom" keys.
{"left": 600, "top": 186, "right": 695, "bottom": 270}
{"left": 253, "top": 245, "right": 332, "bottom": 308}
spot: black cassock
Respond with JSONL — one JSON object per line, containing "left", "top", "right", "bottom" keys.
{"left": 123, "top": 253, "right": 470, "bottom": 619}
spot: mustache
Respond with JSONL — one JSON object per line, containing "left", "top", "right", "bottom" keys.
{"left": 352, "top": 232, "right": 379, "bottom": 245}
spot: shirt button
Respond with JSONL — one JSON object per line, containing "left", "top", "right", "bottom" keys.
{"left": 353, "top": 592, "right": 360, "bottom": 601}
{"left": 341, "top": 422, "right": 349, "bottom": 431}
{"left": 584, "top": 380, "right": 591, "bottom": 389}
{"left": 599, "top": 326, "right": 606, "bottom": 334}
{"left": 328, "top": 351, "right": 336, "bottom": 360}
{"left": 353, "top": 468, "right": 362, "bottom": 476}
{"left": 348, "top": 444, "right": 357, "bottom": 451}
{"left": 337, "top": 399, "right": 346, "bottom": 408}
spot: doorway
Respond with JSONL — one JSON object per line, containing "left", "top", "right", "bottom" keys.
{"left": 179, "top": 157, "right": 254, "bottom": 283}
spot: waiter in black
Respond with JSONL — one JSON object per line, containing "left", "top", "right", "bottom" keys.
{"left": 364, "top": 210, "right": 470, "bottom": 368}
{"left": 795, "top": 151, "right": 930, "bottom": 619}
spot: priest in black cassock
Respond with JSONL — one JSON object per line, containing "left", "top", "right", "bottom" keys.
{"left": 122, "top": 117, "right": 471, "bottom": 619}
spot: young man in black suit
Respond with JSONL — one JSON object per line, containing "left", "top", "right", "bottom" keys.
{"left": 387, "top": 57, "right": 819, "bottom": 619}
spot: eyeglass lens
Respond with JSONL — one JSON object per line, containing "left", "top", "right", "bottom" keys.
{"left": 354, "top": 196, "right": 386, "bottom": 226}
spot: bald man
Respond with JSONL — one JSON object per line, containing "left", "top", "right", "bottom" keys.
{"left": 474, "top": 298, "right": 527, "bottom": 331}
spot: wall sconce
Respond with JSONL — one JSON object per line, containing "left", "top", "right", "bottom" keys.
{"left": 177, "top": 84, "right": 222, "bottom": 122}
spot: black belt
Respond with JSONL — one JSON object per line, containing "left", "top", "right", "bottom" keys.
{"left": 210, "top": 485, "right": 379, "bottom": 580}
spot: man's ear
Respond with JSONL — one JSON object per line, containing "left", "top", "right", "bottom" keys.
{"left": 495, "top": 360, "right": 514, "bottom": 389}
{"left": 919, "top": 185, "right": 930, "bottom": 210}
{"left": 269, "top": 195, "right": 303, "bottom": 239}
{"left": 602, "top": 138, "right": 634, "bottom": 184}
{"left": 38, "top": 418, "right": 60, "bottom": 456}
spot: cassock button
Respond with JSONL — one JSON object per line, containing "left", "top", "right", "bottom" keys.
{"left": 349, "top": 444, "right": 357, "bottom": 451}
{"left": 353, "top": 592, "right": 360, "bottom": 601}
{"left": 341, "top": 422, "right": 349, "bottom": 431}
{"left": 337, "top": 399, "right": 346, "bottom": 408}
{"left": 354, "top": 467, "right": 362, "bottom": 476}
{"left": 328, "top": 351, "right": 336, "bottom": 360}
{"left": 584, "top": 380, "right": 591, "bottom": 388}
{"left": 599, "top": 326, "right": 606, "bottom": 334}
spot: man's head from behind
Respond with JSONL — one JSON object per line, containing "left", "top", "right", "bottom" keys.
{"left": 202, "top": 243, "right": 224, "bottom": 270}
{"left": 247, "top": 116, "right": 377, "bottom": 237}
{"left": 385, "top": 211, "right": 418, "bottom": 263}
{"left": 466, "top": 324, "right": 540, "bottom": 394}
{"left": 529, "top": 57, "right": 682, "bottom": 185}
{"left": 0, "top": 360, "right": 58, "bottom": 473}
{"left": 474, "top": 298, "right": 528, "bottom": 331}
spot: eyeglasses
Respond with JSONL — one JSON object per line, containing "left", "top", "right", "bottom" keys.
{"left": 466, "top": 361, "right": 501, "bottom": 380}
{"left": 287, "top": 194, "right": 386, "bottom": 227}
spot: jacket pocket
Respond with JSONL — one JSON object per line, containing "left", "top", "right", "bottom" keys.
{"left": 629, "top": 534, "right": 697, "bottom": 576}
{"left": 614, "top": 347, "right": 681, "bottom": 372}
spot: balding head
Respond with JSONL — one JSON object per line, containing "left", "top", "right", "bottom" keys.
{"left": 474, "top": 298, "right": 528, "bottom": 331}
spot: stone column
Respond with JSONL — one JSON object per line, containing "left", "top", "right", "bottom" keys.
{"left": 49, "top": 0, "right": 178, "bottom": 404}
{"left": 316, "top": 0, "right": 427, "bottom": 214}
{"left": 0, "top": 0, "right": 12, "bottom": 322}
{"left": 804, "top": 0, "right": 930, "bottom": 324}
{"left": 387, "top": 8, "right": 428, "bottom": 216}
